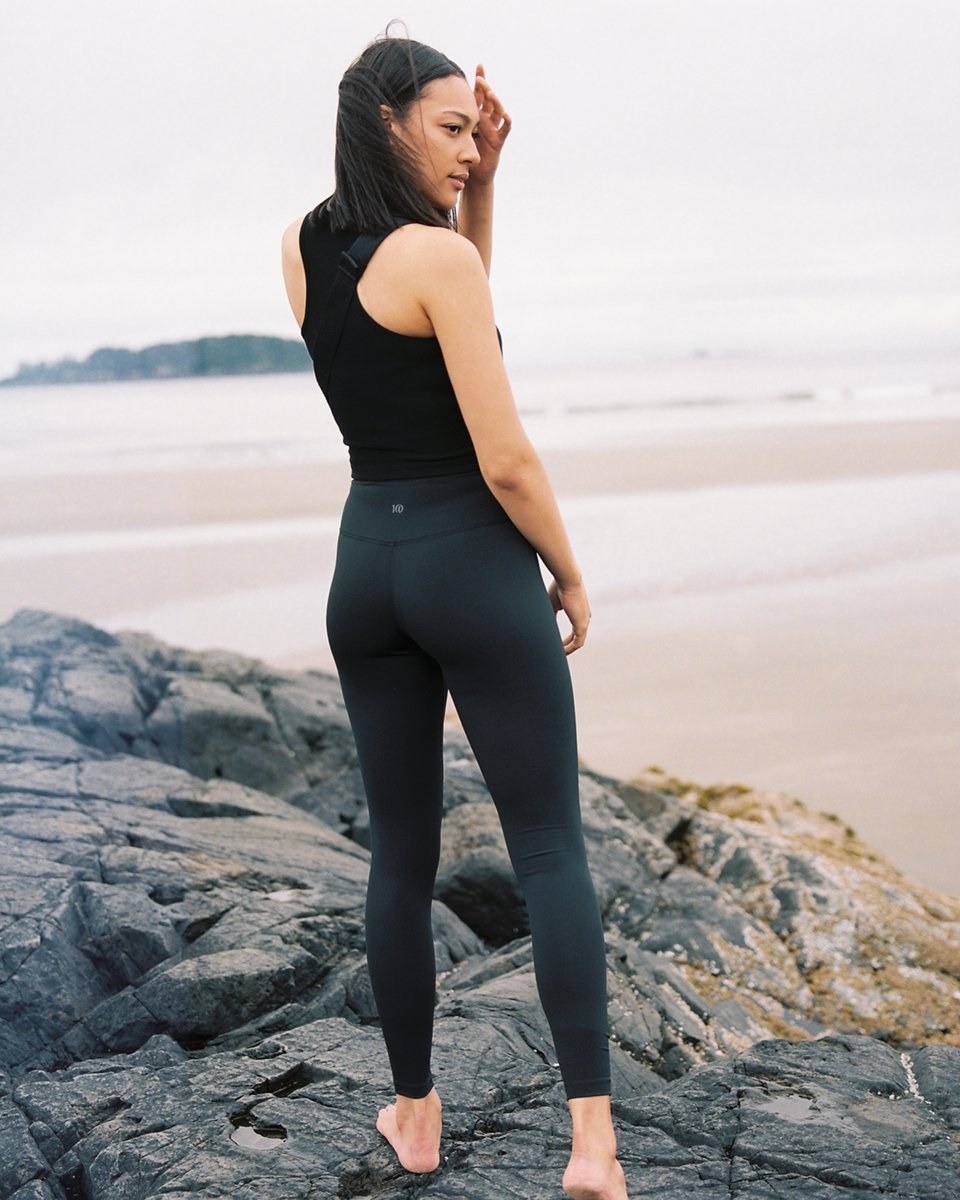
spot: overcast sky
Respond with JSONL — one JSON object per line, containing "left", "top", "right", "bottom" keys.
{"left": 2, "top": 0, "right": 958, "bottom": 376}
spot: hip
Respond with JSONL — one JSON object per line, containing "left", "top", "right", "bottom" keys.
{"left": 338, "top": 470, "right": 510, "bottom": 545}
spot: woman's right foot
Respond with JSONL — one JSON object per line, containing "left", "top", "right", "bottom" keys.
{"left": 564, "top": 1095, "right": 628, "bottom": 1199}
{"left": 562, "top": 1151, "right": 628, "bottom": 1199}
{"left": 376, "top": 1086, "right": 442, "bottom": 1173}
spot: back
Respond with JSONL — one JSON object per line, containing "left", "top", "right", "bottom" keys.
{"left": 299, "top": 204, "right": 480, "bottom": 482}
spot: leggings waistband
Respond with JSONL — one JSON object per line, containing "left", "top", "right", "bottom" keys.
{"left": 340, "top": 471, "right": 509, "bottom": 544}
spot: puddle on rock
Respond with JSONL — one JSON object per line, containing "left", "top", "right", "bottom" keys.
{"left": 229, "top": 1116, "right": 288, "bottom": 1151}
{"left": 752, "top": 1088, "right": 852, "bottom": 1127}
{"left": 760, "top": 1093, "right": 824, "bottom": 1122}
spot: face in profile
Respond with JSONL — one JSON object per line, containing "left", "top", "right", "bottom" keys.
{"left": 383, "top": 74, "right": 482, "bottom": 210}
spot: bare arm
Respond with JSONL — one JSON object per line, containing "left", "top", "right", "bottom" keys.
{"left": 412, "top": 228, "right": 590, "bottom": 653}
{"left": 457, "top": 66, "right": 511, "bottom": 278}
{"left": 281, "top": 218, "right": 306, "bottom": 328}
{"left": 457, "top": 182, "right": 495, "bottom": 278}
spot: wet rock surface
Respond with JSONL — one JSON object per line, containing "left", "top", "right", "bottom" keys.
{"left": 1, "top": 609, "right": 959, "bottom": 1198}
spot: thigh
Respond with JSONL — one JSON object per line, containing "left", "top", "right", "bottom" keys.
{"left": 396, "top": 522, "right": 581, "bottom": 834}
{"left": 328, "top": 533, "right": 447, "bottom": 856}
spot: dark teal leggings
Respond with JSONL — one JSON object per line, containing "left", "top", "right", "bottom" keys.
{"left": 326, "top": 471, "right": 609, "bottom": 1100}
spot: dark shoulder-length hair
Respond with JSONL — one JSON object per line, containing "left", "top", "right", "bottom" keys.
{"left": 322, "top": 35, "right": 466, "bottom": 233}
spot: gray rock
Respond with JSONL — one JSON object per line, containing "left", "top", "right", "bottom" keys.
{"left": 911, "top": 1043, "right": 960, "bottom": 1128}
{"left": 0, "top": 1095, "right": 50, "bottom": 1199}
{"left": 7, "top": 1185, "right": 58, "bottom": 1200}
{"left": 431, "top": 760, "right": 678, "bottom": 949}
{"left": 2, "top": 609, "right": 959, "bottom": 1199}
{"left": 614, "top": 1035, "right": 960, "bottom": 1198}
{"left": 435, "top": 802, "right": 527, "bottom": 944}
{"left": 629, "top": 769, "right": 960, "bottom": 1051}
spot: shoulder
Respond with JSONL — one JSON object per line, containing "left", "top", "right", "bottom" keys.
{"left": 383, "top": 228, "right": 494, "bottom": 335}
{"left": 389, "top": 225, "right": 487, "bottom": 298}
{"left": 281, "top": 216, "right": 305, "bottom": 263}
{"left": 392, "top": 224, "right": 483, "bottom": 270}
{"left": 281, "top": 217, "right": 308, "bottom": 324}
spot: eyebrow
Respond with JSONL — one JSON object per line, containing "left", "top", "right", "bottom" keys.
{"left": 440, "top": 109, "right": 479, "bottom": 127}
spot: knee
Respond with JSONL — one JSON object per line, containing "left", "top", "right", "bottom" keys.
{"left": 507, "top": 824, "right": 591, "bottom": 887}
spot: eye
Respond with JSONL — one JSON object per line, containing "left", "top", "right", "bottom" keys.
{"left": 444, "top": 123, "right": 462, "bottom": 135}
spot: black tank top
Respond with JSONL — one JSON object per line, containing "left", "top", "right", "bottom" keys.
{"left": 299, "top": 203, "right": 480, "bottom": 481}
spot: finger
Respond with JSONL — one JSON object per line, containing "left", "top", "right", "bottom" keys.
{"left": 559, "top": 614, "right": 588, "bottom": 649}
{"left": 480, "top": 112, "right": 510, "bottom": 146}
{"left": 483, "top": 106, "right": 510, "bottom": 139}
{"left": 562, "top": 629, "right": 586, "bottom": 656}
{"left": 482, "top": 88, "right": 503, "bottom": 118}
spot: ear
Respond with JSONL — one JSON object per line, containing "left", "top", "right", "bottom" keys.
{"left": 379, "top": 103, "right": 395, "bottom": 131}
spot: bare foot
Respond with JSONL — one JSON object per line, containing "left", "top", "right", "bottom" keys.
{"left": 563, "top": 1152, "right": 628, "bottom": 1199}
{"left": 375, "top": 1087, "right": 442, "bottom": 1173}
{"left": 564, "top": 1095, "right": 628, "bottom": 1199}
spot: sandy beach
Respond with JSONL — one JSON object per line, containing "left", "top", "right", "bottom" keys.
{"left": 1, "top": 413, "right": 958, "bottom": 897}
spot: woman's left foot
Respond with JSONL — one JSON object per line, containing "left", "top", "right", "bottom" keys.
{"left": 376, "top": 1087, "right": 442, "bottom": 1173}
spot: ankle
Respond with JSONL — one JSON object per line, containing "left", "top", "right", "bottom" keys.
{"left": 568, "top": 1095, "right": 617, "bottom": 1157}
{"left": 395, "top": 1088, "right": 441, "bottom": 1119}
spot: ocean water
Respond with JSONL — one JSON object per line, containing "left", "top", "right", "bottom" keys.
{"left": 2, "top": 344, "right": 959, "bottom": 479}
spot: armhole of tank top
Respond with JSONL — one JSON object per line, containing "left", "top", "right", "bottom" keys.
{"left": 300, "top": 214, "right": 425, "bottom": 344}
{"left": 297, "top": 212, "right": 321, "bottom": 338}
{"left": 297, "top": 213, "right": 312, "bottom": 338}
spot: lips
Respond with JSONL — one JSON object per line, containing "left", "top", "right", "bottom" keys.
{"left": 450, "top": 174, "right": 469, "bottom": 190}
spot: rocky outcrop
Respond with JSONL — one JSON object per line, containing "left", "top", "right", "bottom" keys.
{"left": 1, "top": 608, "right": 958, "bottom": 1198}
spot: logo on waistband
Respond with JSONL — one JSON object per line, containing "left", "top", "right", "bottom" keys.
{"left": 391, "top": 503, "right": 404, "bottom": 514}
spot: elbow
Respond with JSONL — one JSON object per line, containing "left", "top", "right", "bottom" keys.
{"left": 479, "top": 447, "right": 540, "bottom": 494}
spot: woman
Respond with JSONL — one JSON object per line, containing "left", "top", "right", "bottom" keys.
{"left": 282, "top": 34, "right": 628, "bottom": 1200}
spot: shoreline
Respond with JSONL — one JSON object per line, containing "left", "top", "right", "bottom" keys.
{"left": 3, "top": 416, "right": 960, "bottom": 536}
{"left": 1, "top": 414, "right": 958, "bottom": 897}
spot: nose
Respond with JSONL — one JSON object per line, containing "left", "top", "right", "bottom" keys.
{"left": 461, "top": 136, "right": 481, "bottom": 165}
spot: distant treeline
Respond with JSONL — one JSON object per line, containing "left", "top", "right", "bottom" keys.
{"left": 1, "top": 335, "right": 311, "bottom": 386}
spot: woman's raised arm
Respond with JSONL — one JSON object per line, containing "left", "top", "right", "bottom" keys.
{"left": 457, "top": 65, "right": 512, "bottom": 277}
